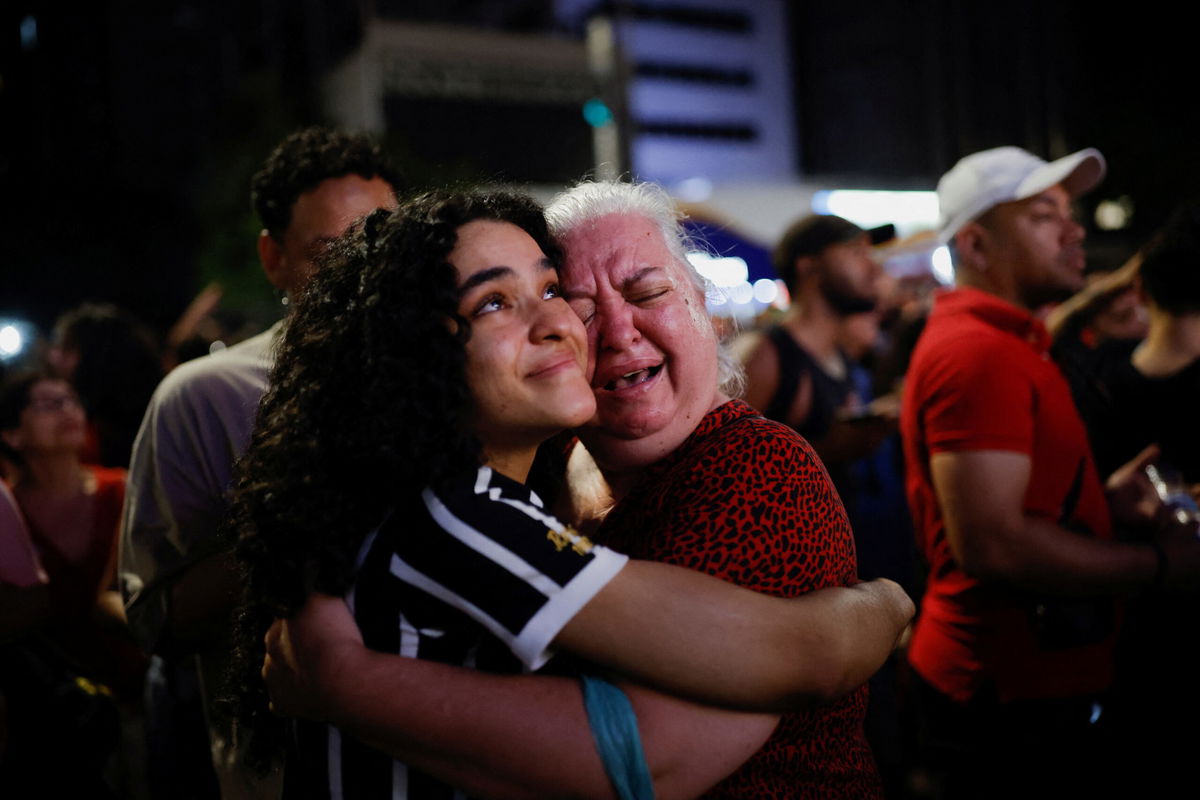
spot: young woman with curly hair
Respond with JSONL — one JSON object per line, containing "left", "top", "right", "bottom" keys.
{"left": 230, "top": 190, "right": 911, "bottom": 798}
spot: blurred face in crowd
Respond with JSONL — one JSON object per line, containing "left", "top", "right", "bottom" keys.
{"left": 839, "top": 310, "right": 883, "bottom": 362}
{"left": 814, "top": 233, "right": 882, "bottom": 315}
{"left": 1090, "top": 285, "right": 1149, "bottom": 342}
{"left": 260, "top": 175, "right": 397, "bottom": 295}
{"left": 46, "top": 342, "right": 80, "bottom": 381}
{"left": 973, "top": 184, "right": 1087, "bottom": 309}
{"left": 452, "top": 220, "right": 595, "bottom": 477}
{"left": 558, "top": 212, "right": 724, "bottom": 470}
{"left": 2, "top": 379, "right": 86, "bottom": 457}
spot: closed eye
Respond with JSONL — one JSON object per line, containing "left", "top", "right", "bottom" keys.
{"left": 628, "top": 285, "right": 671, "bottom": 304}
{"left": 568, "top": 298, "right": 595, "bottom": 325}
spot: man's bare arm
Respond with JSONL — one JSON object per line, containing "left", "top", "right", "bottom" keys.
{"left": 265, "top": 595, "right": 774, "bottom": 800}
{"left": 738, "top": 335, "right": 788, "bottom": 419}
{"left": 932, "top": 449, "right": 1167, "bottom": 594}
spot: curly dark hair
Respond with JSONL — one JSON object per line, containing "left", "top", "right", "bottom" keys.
{"left": 225, "top": 189, "right": 560, "bottom": 770}
{"left": 250, "top": 127, "right": 406, "bottom": 238}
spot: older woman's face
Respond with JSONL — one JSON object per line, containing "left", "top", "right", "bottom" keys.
{"left": 559, "top": 212, "right": 722, "bottom": 468}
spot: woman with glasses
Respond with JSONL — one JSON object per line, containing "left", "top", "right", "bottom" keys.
{"left": 0, "top": 370, "right": 146, "bottom": 793}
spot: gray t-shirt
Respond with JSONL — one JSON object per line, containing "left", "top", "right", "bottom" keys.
{"left": 120, "top": 323, "right": 279, "bottom": 647}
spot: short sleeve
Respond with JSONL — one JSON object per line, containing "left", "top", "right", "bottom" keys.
{"left": 919, "top": 337, "right": 1035, "bottom": 456}
{"left": 120, "top": 375, "right": 225, "bottom": 650}
{"left": 119, "top": 337, "right": 272, "bottom": 652}
{"left": 388, "top": 466, "right": 628, "bottom": 671}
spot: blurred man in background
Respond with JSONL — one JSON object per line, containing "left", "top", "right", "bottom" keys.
{"left": 120, "top": 127, "right": 401, "bottom": 798}
{"left": 741, "top": 215, "right": 896, "bottom": 503}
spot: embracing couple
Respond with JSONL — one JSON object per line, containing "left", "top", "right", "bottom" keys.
{"left": 229, "top": 181, "right": 913, "bottom": 799}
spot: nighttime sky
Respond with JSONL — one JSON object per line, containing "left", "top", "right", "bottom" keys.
{"left": 2, "top": 0, "right": 1197, "bottom": 342}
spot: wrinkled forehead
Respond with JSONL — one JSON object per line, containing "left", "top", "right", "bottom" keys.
{"left": 559, "top": 212, "right": 687, "bottom": 291}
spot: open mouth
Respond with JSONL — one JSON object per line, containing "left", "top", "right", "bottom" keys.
{"left": 604, "top": 364, "right": 663, "bottom": 391}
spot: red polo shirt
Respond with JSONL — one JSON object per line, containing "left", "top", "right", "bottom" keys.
{"left": 901, "top": 287, "right": 1116, "bottom": 703}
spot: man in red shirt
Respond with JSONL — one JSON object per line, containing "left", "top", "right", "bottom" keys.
{"left": 902, "top": 146, "right": 1200, "bottom": 798}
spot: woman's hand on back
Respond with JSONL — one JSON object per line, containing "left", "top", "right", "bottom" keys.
{"left": 263, "top": 593, "right": 365, "bottom": 721}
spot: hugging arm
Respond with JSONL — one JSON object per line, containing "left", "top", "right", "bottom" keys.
{"left": 555, "top": 417, "right": 911, "bottom": 712}
{"left": 261, "top": 566, "right": 910, "bottom": 796}
{"left": 263, "top": 457, "right": 910, "bottom": 795}
{"left": 265, "top": 595, "right": 774, "bottom": 800}
{"left": 404, "top": 470, "right": 910, "bottom": 713}
{"left": 558, "top": 560, "right": 911, "bottom": 710}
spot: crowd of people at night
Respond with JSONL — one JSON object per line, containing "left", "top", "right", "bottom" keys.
{"left": 2, "top": 125, "right": 1198, "bottom": 800}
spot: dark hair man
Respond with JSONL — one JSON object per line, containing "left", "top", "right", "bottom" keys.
{"left": 740, "top": 214, "right": 895, "bottom": 500}
{"left": 120, "top": 127, "right": 400, "bottom": 798}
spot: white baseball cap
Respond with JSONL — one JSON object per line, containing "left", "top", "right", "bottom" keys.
{"left": 936, "top": 146, "right": 1107, "bottom": 242}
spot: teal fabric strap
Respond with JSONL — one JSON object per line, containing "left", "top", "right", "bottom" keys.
{"left": 580, "top": 674, "right": 655, "bottom": 800}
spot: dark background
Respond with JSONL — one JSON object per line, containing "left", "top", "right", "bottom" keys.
{"left": 2, "top": 0, "right": 1195, "bottom": 337}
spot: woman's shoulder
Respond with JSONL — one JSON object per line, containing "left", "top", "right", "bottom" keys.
{"left": 417, "top": 466, "right": 563, "bottom": 540}
{"left": 700, "top": 400, "right": 817, "bottom": 453}
{"left": 681, "top": 400, "right": 824, "bottom": 481}
{"left": 427, "top": 465, "right": 542, "bottom": 506}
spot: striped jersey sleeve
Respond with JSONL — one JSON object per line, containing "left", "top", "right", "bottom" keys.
{"left": 386, "top": 465, "right": 628, "bottom": 670}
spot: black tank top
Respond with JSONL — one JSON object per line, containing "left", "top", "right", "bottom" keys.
{"left": 763, "top": 326, "right": 855, "bottom": 442}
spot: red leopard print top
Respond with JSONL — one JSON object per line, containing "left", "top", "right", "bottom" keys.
{"left": 596, "top": 400, "right": 881, "bottom": 800}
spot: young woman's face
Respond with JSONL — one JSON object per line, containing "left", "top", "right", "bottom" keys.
{"left": 452, "top": 219, "right": 596, "bottom": 461}
{"left": 2, "top": 379, "right": 86, "bottom": 456}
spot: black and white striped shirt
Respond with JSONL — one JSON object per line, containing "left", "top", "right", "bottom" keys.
{"left": 285, "top": 465, "right": 628, "bottom": 799}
